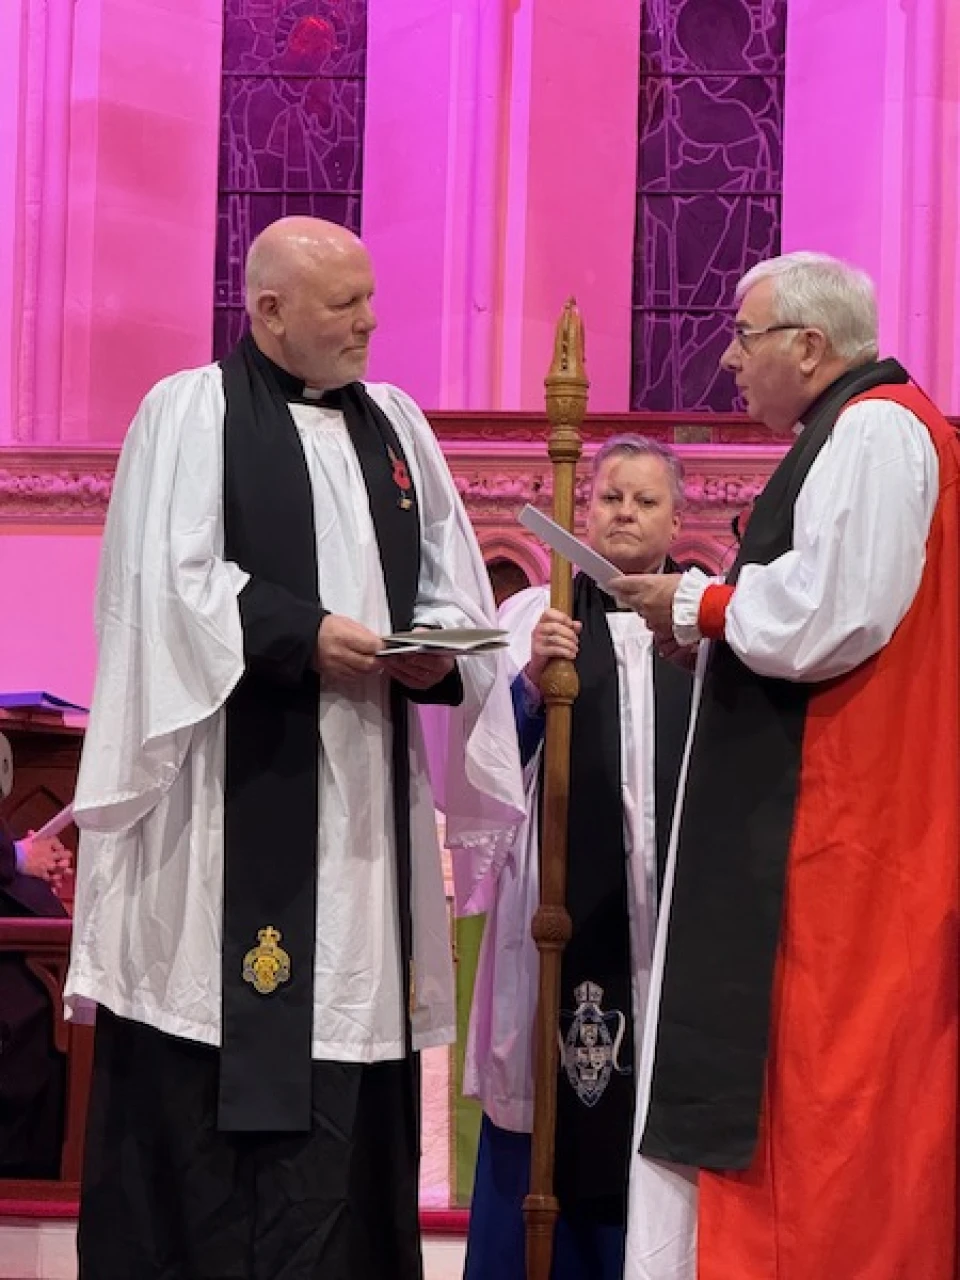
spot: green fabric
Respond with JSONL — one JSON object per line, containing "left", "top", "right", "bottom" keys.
{"left": 452, "top": 912, "right": 486, "bottom": 1206}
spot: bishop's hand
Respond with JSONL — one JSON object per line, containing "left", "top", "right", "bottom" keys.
{"left": 609, "top": 572, "right": 683, "bottom": 638}
{"left": 653, "top": 633, "right": 700, "bottom": 671}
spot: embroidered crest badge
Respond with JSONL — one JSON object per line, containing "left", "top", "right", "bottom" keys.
{"left": 560, "top": 980, "right": 629, "bottom": 1107}
{"left": 242, "top": 925, "right": 291, "bottom": 996}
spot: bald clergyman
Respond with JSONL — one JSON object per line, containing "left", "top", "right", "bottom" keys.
{"left": 65, "top": 217, "right": 524, "bottom": 1280}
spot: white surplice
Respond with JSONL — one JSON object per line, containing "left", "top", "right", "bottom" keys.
{"left": 65, "top": 366, "right": 524, "bottom": 1062}
{"left": 461, "top": 584, "right": 666, "bottom": 1146}
{"left": 624, "top": 398, "right": 939, "bottom": 1280}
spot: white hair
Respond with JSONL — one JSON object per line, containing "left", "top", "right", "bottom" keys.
{"left": 736, "top": 252, "right": 879, "bottom": 364}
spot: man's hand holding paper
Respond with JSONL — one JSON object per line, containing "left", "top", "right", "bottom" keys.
{"left": 610, "top": 572, "right": 699, "bottom": 667}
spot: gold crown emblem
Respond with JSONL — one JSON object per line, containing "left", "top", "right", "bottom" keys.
{"left": 242, "top": 925, "right": 291, "bottom": 996}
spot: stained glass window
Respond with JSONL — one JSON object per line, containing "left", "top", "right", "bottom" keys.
{"left": 213, "top": 0, "right": 367, "bottom": 356}
{"left": 632, "top": 0, "right": 787, "bottom": 410}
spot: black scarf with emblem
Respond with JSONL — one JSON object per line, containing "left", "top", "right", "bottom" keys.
{"left": 217, "top": 334, "right": 421, "bottom": 1132}
{"left": 640, "top": 358, "right": 911, "bottom": 1170}
{"left": 553, "top": 567, "right": 692, "bottom": 1222}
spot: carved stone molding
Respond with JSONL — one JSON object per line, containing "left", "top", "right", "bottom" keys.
{"left": 0, "top": 421, "right": 797, "bottom": 531}
{"left": 0, "top": 448, "right": 118, "bottom": 524}
{"left": 450, "top": 461, "right": 777, "bottom": 518}
{"left": 0, "top": 420, "right": 831, "bottom": 576}
{"left": 427, "top": 409, "right": 788, "bottom": 447}
{"left": 445, "top": 437, "right": 790, "bottom": 574}
{"left": 17, "top": 406, "right": 946, "bottom": 575}
{"left": 0, "top": 426, "right": 790, "bottom": 576}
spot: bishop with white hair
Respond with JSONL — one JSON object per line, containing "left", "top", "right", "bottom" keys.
{"left": 613, "top": 252, "right": 960, "bottom": 1280}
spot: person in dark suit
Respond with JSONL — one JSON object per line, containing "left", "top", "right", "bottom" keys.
{"left": 0, "top": 821, "right": 72, "bottom": 1177}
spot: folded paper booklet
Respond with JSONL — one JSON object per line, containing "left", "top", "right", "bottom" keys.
{"left": 378, "top": 628, "right": 508, "bottom": 657}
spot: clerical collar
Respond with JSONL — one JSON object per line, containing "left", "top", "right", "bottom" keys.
{"left": 252, "top": 346, "right": 350, "bottom": 408}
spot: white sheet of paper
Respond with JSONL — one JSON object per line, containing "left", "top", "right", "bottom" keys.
{"left": 518, "top": 504, "right": 620, "bottom": 589}
{"left": 31, "top": 802, "right": 74, "bottom": 840}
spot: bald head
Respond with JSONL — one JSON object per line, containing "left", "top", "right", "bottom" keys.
{"left": 244, "top": 217, "right": 377, "bottom": 389}
{"left": 245, "top": 218, "right": 364, "bottom": 301}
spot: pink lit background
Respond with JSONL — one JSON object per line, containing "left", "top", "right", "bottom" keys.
{"left": 1, "top": 0, "right": 958, "bottom": 1238}
{"left": 1, "top": 0, "right": 957, "bottom": 756}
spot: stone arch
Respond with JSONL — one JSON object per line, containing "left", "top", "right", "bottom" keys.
{"left": 480, "top": 532, "right": 549, "bottom": 595}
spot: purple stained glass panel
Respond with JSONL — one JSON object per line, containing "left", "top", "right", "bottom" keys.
{"left": 636, "top": 194, "right": 781, "bottom": 310}
{"left": 639, "top": 77, "right": 783, "bottom": 194}
{"left": 213, "top": 0, "right": 367, "bottom": 358}
{"left": 223, "top": 0, "right": 366, "bottom": 76}
{"left": 632, "top": 311, "right": 740, "bottom": 412}
{"left": 641, "top": 0, "right": 786, "bottom": 74}
{"left": 632, "top": 0, "right": 786, "bottom": 411}
{"left": 215, "top": 191, "right": 363, "bottom": 312}
{"left": 219, "top": 78, "right": 364, "bottom": 193}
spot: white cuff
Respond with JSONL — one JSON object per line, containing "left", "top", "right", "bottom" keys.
{"left": 672, "top": 568, "right": 718, "bottom": 646}
{"left": 14, "top": 840, "right": 26, "bottom": 872}
{"left": 411, "top": 605, "right": 464, "bottom": 631}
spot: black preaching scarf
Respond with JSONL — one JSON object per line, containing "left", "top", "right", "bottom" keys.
{"left": 640, "top": 359, "right": 911, "bottom": 1170}
{"left": 218, "top": 334, "right": 421, "bottom": 1132}
{"left": 553, "top": 568, "right": 692, "bottom": 1221}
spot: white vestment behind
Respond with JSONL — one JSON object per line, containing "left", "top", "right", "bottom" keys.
{"left": 462, "top": 583, "right": 671, "bottom": 1163}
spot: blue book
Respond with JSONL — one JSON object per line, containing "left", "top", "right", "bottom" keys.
{"left": 0, "top": 691, "right": 89, "bottom": 714}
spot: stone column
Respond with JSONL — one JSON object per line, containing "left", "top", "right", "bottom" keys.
{"left": 783, "top": 0, "right": 959, "bottom": 411}
{"left": 364, "top": 0, "right": 640, "bottom": 410}
{"left": 2, "top": 0, "right": 224, "bottom": 445}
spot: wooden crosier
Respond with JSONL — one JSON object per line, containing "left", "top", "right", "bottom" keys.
{"left": 522, "top": 299, "right": 588, "bottom": 1279}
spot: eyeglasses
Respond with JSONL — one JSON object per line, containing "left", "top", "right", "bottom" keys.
{"left": 731, "top": 323, "right": 805, "bottom": 353}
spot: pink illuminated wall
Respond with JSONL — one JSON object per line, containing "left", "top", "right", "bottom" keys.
{"left": 0, "top": 0, "right": 25, "bottom": 438}
{"left": 1, "top": 0, "right": 223, "bottom": 706}
{"left": 363, "top": 0, "right": 641, "bottom": 411}
{"left": 6, "top": 0, "right": 957, "bottom": 436}
{"left": 2, "top": 0, "right": 960, "bottom": 712}
{"left": 783, "top": 0, "right": 960, "bottom": 413}
{"left": 3, "top": 0, "right": 223, "bottom": 449}
{"left": 507, "top": 0, "right": 641, "bottom": 412}
{"left": 0, "top": 530, "right": 102, "bottom": 706}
